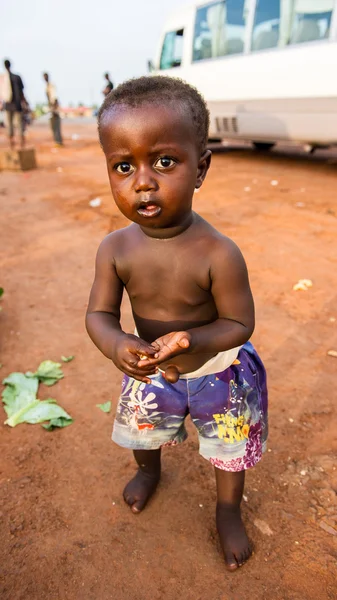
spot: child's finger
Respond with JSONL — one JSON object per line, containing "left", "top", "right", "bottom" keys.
{"left": 123, "top": 359, "right": 157, "bottom": 375}
{"left": 134, "top": 346, "right": 156, "bottom": 358}
{"left": 178, "top": 337, "right": 190, "bottom": 348}
{"left": 135, "top": 343, "right": 158, "bottom": 359}
{"left": 163, "top": 365, "right": 180, "bottom": 383}
{"left": 137, "top": 357, "right": 159, "bottom": 367}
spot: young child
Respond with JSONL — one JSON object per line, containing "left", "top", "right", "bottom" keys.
{"left": 86, "top": 76, "right": 268, "bottom": 571}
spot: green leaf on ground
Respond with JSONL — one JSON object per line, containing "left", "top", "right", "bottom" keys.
{"left": 0, "top": 288, "right": 4, "bottom": 298}
{"left": 61, "top": 355, "right": 74, "bottom": 363}
{"left": 2, "top": 367, "right": 72, "bottom": 429}
{"left": 42, "top": 416, "right": 73, "bottom": 430}
{"left": 3, "top": 372, "right": 39, "bottom": 399}
{"left": 3, "top": 392, "right": 72, "bottom": 428}
{"left": 30, "top": 360, "right": 64, "bottom": 386}
{"left": 96, "top": 401, "right": 111, "bottom": 413}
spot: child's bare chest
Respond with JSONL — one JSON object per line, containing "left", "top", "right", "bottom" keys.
{"left": 116, "top": 242, "right": 212, "bottom": 314}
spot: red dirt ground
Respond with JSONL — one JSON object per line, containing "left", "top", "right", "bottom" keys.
{"left": 0, "top": 123, "right": 336, "bottom": 600}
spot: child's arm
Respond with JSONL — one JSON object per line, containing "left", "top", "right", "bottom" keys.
{"left": 86, "top": 236, "right": 157, "bottom": 382}
{"left": 138, "top": 239, "right": 254, "bottom": 365}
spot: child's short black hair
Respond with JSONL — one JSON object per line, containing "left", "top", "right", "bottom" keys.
{"left": 98, "top": 76, "right": 210, "bottom": 155}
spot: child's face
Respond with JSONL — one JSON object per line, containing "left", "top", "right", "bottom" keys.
{"left": 100, "top": 103, "right": 210, "bottom": 231}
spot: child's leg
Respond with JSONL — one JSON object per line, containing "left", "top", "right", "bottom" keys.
{"left": 215, "top": 468, "right": 252, "bottom": 571}
{"left": 123, "top": 449, "right": 161, "bottom": 514}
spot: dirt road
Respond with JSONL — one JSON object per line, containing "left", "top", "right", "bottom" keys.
{"left": 1, "top": 124, "right": 336, "bottom": 600}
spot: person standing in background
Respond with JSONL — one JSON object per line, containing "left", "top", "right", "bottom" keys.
{"left": 43, "top": 72, "right": 63, "bottom": 146}
{"left": 102, "top": 72, "right": 114, "bottom": 97}
{"left": 3, "top": 59, "right": 25, "bottom": 149}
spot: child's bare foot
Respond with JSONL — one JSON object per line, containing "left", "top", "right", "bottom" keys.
{"left": 123, "top": 469, "right": 160, "bottom": 513}
{"left": 216, "top": 503, "right": 253, "bottom": 570}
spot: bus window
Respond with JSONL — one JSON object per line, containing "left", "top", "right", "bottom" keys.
{"left": 251, "top": 0, "right": 280, "bottom": 51}
{"left": 159, "top": 29, "right": 184, "bottom": 70}
{"left": 192, "top": 0, "right": 247, "bottom": 62}
{"left": 289, "top": 1, "right": 334, "bottom": 45}
{"left": 251, "top": 0, "right": 334, "bottom": 51}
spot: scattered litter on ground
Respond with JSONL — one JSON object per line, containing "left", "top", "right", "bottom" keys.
{"left": 295, "top": 202, "right": 305, "bottom": 208}
{"left": 253, "top": 519, "right": 273, "bottom": 536}
{"left": 61, "top": 355, "right": 74, "bottom": 363}
{"left": 293, "top": 279, "right": 313, "bottom": 291}
{"left": 199, "top": 504, "right": 203, "bottom": 508}
{"left": 327, "top": 350, "right": 337, "bottom": 358}
{"left": 243, "top": 495, "right": 248, "bottom": 502}
{"left": 329, "top": 317, "right": 336, "bottom": 323}
{"left": 319, "top": 521, "right": 337, "bottom": 536}
{"left": 270, "top": 180, "right": 279, "bottom": 186}
{"left": 244, "top": 186, "right": 251, "bottom": 192}
{"left": 2, "top": 361, "right": 72, "bottom": 429}
{"left": 71, "top": 134, "right": 80, "bottom": 140}
{"left": 89, "top": 198, "right": 101, "bottom": 208}
{"left": 96, "top": 401, "right": 111, "bottom": 413}
{"left": 56, "top": 167, "right": 63, "bottom": 173}
{"left": 289, "top": 418, "right": 294, "bottom": 423}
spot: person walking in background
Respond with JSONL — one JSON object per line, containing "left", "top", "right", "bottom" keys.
{"left": 102, "top": 72, "right": 113, "bottom": 97}
{"left": 43, "top": 72, "right": 63, "bottom": 146}
{"left": 2, "top": 59, "right": 25, "bottom": 149}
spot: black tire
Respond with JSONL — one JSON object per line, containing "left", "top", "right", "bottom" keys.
{"left": 253, "top": 142, "right": 275, "bottom": 151}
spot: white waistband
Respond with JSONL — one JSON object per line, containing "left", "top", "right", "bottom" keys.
{"left": 172, "top": 346, "right": 242, "bottom": 379}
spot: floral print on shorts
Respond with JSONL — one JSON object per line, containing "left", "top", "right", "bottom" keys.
{"left": 112, "top": 342, "right": 268, "bottom": 472}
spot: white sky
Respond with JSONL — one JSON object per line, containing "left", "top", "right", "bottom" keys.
{"left": 0, "top": 0, "right": 184, "bottom": 107}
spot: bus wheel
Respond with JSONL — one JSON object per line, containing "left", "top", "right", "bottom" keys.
{"left": 253, "top": 142, "right": 275, "bottom": 151}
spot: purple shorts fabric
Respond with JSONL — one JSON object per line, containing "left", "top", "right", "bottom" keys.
{"left": 112, "top": 342, "right": 268, "bottom": 472}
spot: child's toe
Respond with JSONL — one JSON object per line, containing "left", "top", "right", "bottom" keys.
{"left": 223, "top": 551, "right": 238, "bottom": 571}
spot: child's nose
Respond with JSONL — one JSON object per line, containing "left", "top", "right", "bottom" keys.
{"left": 134, "top": 166, "right": 158, "bottom": 192}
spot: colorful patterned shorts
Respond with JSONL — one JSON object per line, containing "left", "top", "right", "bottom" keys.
{"left": 112, "top": 342, "right": 268, "bottom": 472}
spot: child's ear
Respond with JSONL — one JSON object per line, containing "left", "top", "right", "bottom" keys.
{"left": 195, "top": 149, "right": 212, "bottom": 188}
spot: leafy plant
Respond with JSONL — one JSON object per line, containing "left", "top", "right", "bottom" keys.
{"left": 2, "top": 362, "right": 72, "bottom": 430}
{"left": 96, "top": 401, "right": 111, "bottom": 413}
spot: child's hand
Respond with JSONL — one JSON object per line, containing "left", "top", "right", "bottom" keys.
{"left": 137, "top": 331, "right": 191, "bottom": 365}
{"left": 137, "top": 332, "right": 191, "bottom": 383}
{"left": 111, "top": 334, "right": 158, "bottom": 383}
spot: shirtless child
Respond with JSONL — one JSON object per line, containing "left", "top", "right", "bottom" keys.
{"left": 86, "top": 76, "right": 268, "bottom": 571}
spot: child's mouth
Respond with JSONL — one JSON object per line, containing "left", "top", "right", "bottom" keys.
{"left": 137, "top": 203, "right": 162, "bottom": 218}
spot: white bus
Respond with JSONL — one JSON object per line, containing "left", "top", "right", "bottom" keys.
{"left": 151, "top": 0, "right": 337, "bottom": 150}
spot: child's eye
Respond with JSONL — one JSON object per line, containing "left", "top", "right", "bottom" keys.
{"left": 154, "top": 157, "right": 176, "bottom": 170}
{"left": 115, "top": 162, "right": 134, "bottom": 174}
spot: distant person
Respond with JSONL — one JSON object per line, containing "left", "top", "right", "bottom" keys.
{"left": 86, "top": 76, "right": 268, "bottom": 571}
{"left": 3, "top": 59, "right": 25, "bottom": 149}
{"left": 102, "top": 72, "right": 114, "bottom": 97}
{"left": 43, "top": 72, "right": 63, "bottom": 146}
